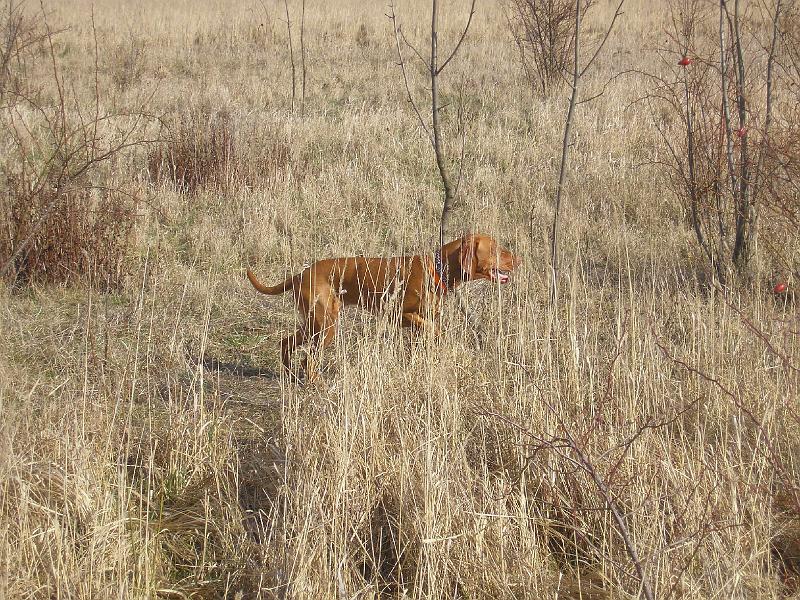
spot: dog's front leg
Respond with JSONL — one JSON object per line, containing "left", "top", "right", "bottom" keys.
{"left": 401, "top": 312, "right": 440, "bottom": 338}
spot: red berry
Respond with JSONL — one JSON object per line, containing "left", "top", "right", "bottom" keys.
{"left": 678, "top": 56, "right": 692, "bottom": 66}
{"left": 774, "top": 282, "right": 788, "bottom": 294}
{"left": 736, "top": 127, "right": 747, "bottom": 138}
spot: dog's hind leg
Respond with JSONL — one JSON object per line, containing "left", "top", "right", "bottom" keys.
{"left": 304, "top": 293, "right": 340, "bottom": 383}
{"left": 280, "top": 330, "right": 304, "bottom": 375}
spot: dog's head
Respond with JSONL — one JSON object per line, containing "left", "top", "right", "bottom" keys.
{"left": 459, "top": 234, "right": 521, "bottom": 284}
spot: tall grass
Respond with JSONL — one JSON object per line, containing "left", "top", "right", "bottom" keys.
{"left": 0, "top": 0, "right": 797, "bottom": 598}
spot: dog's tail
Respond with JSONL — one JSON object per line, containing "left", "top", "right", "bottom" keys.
{"left": 246, "top": 269, "right": 296, "bottom": 295}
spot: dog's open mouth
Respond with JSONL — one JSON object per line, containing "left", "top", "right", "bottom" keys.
{"left": 490, "top": 269, "right": 511, "bottom": 284}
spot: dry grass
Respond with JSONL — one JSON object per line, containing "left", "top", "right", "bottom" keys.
{"left": 1, "top": 0, "right": 798, "bottom": 598}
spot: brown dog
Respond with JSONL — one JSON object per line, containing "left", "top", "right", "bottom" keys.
{"left": 246, "top": 234, "right": 521, "bottom": 379}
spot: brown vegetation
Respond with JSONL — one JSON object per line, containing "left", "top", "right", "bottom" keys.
{"left": 147, "top": 107, "right": 238, "bottom": 194}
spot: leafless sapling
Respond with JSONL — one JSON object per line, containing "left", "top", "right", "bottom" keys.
{"left": 282, "top": 0, "right": 296, "bottom": 113}
{"left": 389, "top": 0, "right": 482, "bottom": 344}
{"left": 388, "top": 0, "right": 475, "bottom": 250}
{"left": 548, "top": 0, "right": 626, "bottom": 304}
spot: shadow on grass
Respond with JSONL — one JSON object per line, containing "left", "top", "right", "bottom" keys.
{"left": 187, "top": 350, "right": 281, "bottom": 380}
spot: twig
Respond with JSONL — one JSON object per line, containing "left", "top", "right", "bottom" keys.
{"left": 651, "top": 324, "right": 794, "bottom": 481}
{"left": 388, "top": 4, "right": 433, "bottom": 145}
{"left": 480, "top": 407, "right": 656, "bottom": 600}
{"left": 563, "top": 429, "right": 655, "bottom": 600}
{"left": 399, "top": 26, "right": 429, "bottom": 68}
{"left": 300, "top": 0, "right": 307, "bottom": 116}
{"left": 576, "top": 68, "right": 635, "bottom": 105}
{"left": 436, "top": 0, "right": 477, "bottom": 75}
{"left": 579, "top": 0, "right": 625, "bottom": 78}
{"left": 283, "top": 0, "right": 296, "bottom": 114}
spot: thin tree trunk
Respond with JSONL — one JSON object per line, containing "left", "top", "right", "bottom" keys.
{"left": 731, "top": 0, "right": 750, "bottom": 269}
{"left": 719, "top": 0, "right": 736, "bottom": 257}
{"left": 300, "top": 0, "right": 306, "bottom": 116}
{"left": 431, "top": 0, "right": 454, "bottom": 250}
{"left": 549, "top": 0, "right": 581, "bottom": 303}
{"left": 750, "top": 0, "right": 783, "bottom": 269}
{"left": 283, "top": 0, "right": 296, "bottom": 114}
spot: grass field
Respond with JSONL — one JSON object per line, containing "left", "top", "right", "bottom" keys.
{"left": 1, "top": 0, "right": 799, "bottom": 598}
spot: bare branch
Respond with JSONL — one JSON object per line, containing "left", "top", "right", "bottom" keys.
{"left": 300, "top": 0, "right": 307, "bottom": 116}
{"left": 479, "top": 403, "right": 657, "bottom": 600}
{"left": 436, "top": 0, "right": 477, "bottom": 75}
{"left": 388, "top": 4, "right": 433, "bottom": 146}
{"left": 652, "top": 324, "right": 794, "bottom": 480}
{"left": 579, "top": 0, "right": 625, "bottom": 78}
{"left": 576, "top": 68, "right": 635, "bottom": 105}
{"left": 283, "top": 0, "right": 296, "bottom": 114}
{"left": 562, "top": 428, "right": 656, "bottom": 600}
{"left": 399, "top": 26, "right": 429, "bottom": 68}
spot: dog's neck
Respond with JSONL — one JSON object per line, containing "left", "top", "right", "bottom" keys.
{"left": 441, "top": 239, "right": 468, "bottom": 290}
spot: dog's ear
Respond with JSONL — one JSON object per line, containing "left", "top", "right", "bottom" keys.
{"left": 459, "top": 234, "right": 477, "bottom": 279}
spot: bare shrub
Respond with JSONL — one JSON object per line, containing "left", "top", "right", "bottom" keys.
{"left": 1, "top": 178, "right": 135, "bottom": 289}
{"left": 505, "top": 0, "right": 594, "bottom": 95}
{"left": 147, "top": 108, "right": 237, "bottom": 194}
{"left": 643, "top": 0, "right": 798, "bottom": 285}
{"left": 758, "top": 4, "right": 800, "bottom": 284}
{"left": 355, "top": 22, "right": 370, "bottom": 48}
{"left": 0, "top": 2, "right": 149, "bottom": 288}
{"left": 109, "top": 34, "right": 147, "bottom": 92}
